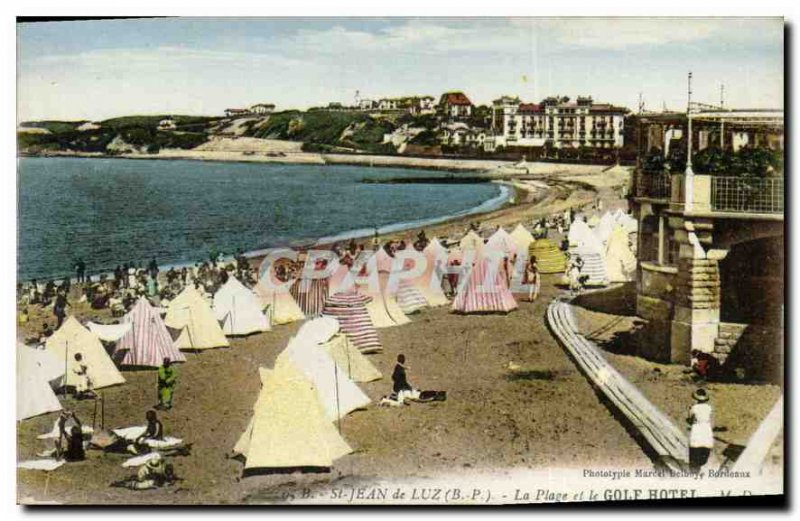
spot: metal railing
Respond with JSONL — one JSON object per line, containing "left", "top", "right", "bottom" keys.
{"left": 634, "top": 171, "right": 672, "bottom": 199}
{"left": 711, "top": 176, "right": 784, "bottom": 214}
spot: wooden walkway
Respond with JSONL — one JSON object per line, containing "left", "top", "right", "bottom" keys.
{"left": 732, "top": 395, "right": 783, "bottom": 474}
{"left": 546, "top": 297, "right": 690, "bottom": 471}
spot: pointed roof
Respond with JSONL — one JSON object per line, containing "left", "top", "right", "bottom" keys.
{"left": 605, "top": 225, "right": 637, "bottom": 282}
{"left": 459, "top": 230, "right": 484, "bottom": 252}
{"left": 452, "top": 256, "right": 518, "bottom": 314}
{"left": 116, "top": 297, "right": 187, "bottom": 367}
{"left": 213, "top": 277, "right": 270, "bottom": 336}
{"left": 17, "top": 344, "right": 62, "bottom": 420}
{"left": 510, "top": 224, "right": 535, "bottom": 252}
{"left": 234, "top": 363, "right": 352, "bottom": 472}
{"left": 164, "top": 286, "right": 230, "bottom": 350}
{"left": 486, "top": 227, "right": 518, "bottom": 256}
{"left": 45, "top": 317, "right": 125, "bottom": 389}
{"left": 253, "top": 281, "right": 305, "bottom": 325}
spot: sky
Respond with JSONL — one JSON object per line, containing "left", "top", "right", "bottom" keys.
{"left": 16, "top": 17, "right": 784, "bottom": 122}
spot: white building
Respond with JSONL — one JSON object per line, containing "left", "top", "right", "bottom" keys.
{"left": 158, "top": 117, "right": 177, "bottom": 131}
{"left": 250, "top": 103, "right": 276, "bottom": 115}
{"left": 486, "top": 95, "right": 628, "bottom": 151}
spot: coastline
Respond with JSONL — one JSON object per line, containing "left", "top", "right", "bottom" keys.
{"left": 18, "top": 152, "right": 631, "bottom": 281}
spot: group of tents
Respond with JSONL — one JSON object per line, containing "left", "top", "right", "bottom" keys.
{"left": 565, "top": 209, "right": 638, "bottom": 287}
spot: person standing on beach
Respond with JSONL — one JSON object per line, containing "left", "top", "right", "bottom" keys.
{"left": 525, "top": 256, "right": 540, "bottom": 302}
{"left": 157, "top": 358, "right": 177, "bottom": 410}
{"left": 687, "top": 388, "right": 714, "bottom": 472}
{"left": 53, "top": 290, "right": 69, "bottom": 328}
{"left": 74, "top": 259, "right": 86, "bottom": 284}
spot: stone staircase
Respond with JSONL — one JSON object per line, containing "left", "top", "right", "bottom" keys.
{"left": 713, "top": 322, "right": 748, "bottom": 364}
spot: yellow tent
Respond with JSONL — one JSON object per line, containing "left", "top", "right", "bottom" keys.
{"left": 510, "top": 224, "right": 535, "bottom": 253}
{"left": 321, "top": 333, "right": 382, "bottom": 383}
{"left": 253, "top": 281, "right": 305, "bottom": 325}
{"left": 459, "top": 230, "right": 484, "bottom": 253}
{"left": 234, "top": 361, "right": 352, "bottom": 472}
{"left": 45, "top": 316, "right": 125, "bottom": 390}
{"left": 605, "top": 225, "right": 637, "bottom": 282}
{"left": 164, "top": 286, "right": 230, "bottom": 350}
{"left": 528, "top": 238, "right": 567, "bottom": 274}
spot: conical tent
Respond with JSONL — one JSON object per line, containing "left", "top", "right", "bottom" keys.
{"left": 393, "top": 279, "right": 428, "bottom": 314}
{"left": 587, "top": 214, "right": 601, "bottom": 228}
{"left": 594, "top": 212, "right": 616, "bottom": 247}
{"left": 164, "top": 286, "right": 230, "bottom": 350}
{"left": 510, "top": 224, "right": 535, "bottom": 253}
{"left": 486, "top": 227, "right": 518, "bottom": 258}
{"left": 116, "top": 297, "right": 187, "bottom": 367}
{"left": 45, "top": 317, "right": 126, "bottom": 390}
{"left": 605, "top": 225, "right": 637, "bottom": 282}
{"left": 459, "top": 230, "right": 484, "bottom": 253}
{"left": 452, "top": 255, "right": 518, "bottom": 314}
{"left": 290, "top": 276, "right": 329, "bottom": 318}
{"left": 214, "top": 277, "right": 270, "bottom": 336}
{"left": 413, "top": 239, "right": 449, "bottom": 307}
{"left": 570, "top": 251, "right": 608, "bottom": 287}
{"left": 278, "top": 335, "right": 370, "bottom": 421}
{"left": 297, "top": 317, "right": 381, "bottom": 383}
{"left": 568, "top": 219, "right": 599, "bottom": 252}
{"left": 234, "top": 364, "right": 352, "bottom": 473}
{"left": 528, "top": 238, "right": 567, "bottom": 273}
{"left": 253, "top": 281, "right": 305, "bottom": 325}
{"left": 357, "top": 273, "right": 410, "bottom": 328}
{"left": 328, "top": 264, "right": 356, "bottom": 296}
{"left": 17, "top": 344, "right": 62, "bottom": 420}
{"left": 322, "top": 291, "right": 382, "bottom": 354}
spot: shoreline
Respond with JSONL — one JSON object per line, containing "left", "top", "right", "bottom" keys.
{"left": 18, "top": 153, "right": 630, "bottom": 282}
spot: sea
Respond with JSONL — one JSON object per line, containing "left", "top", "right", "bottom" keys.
{"left": 18, "top": 156, "right": 509, "bottom": 281}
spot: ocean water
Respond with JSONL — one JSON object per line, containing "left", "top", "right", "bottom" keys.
{"left": 18, "top": 157, "right": 505, "bottom": 281}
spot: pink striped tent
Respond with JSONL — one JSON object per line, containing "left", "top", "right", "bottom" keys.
{"left": 451, "top": 255, "right": 518, "bottom": 314}
{"left": 322, "top": 291, "right": 382, "bottom": 354}
{"left": 116, "top": 297, "right": 186, "bottom": 367}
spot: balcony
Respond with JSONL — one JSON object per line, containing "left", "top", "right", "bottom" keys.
{"left": 635, "top": 172, "right": 784, "bottom": 218}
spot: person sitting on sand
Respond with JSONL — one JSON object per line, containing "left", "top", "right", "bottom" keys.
{"left": 111, "top": 453, "right": 179, "bottom": 490}
{"left": 128, "top": 410, "right": 164, "bottom": 455}
{"left": 39, "top": 323, "right": 53, "bottom": 344}
{"left": 57, "top": 410, "right": 86, "bottom": 462}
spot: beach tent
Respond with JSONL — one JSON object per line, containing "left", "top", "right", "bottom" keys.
{"left": 253, "top": 281, "right": 305, "bottom": 326}
{"left": 213, "top": 277, "right": 270, "bottom": 336}
{"left": 328, "top": 263, "right": 357, "bottom": 296}
{"left": 510, "top": 224, "right": 535, "bottom": 253}
{"left": 278, "top": 334, "right": 370, "bottom": 421}
{"left": 115, "top": 297, "right": 187, "bottom": 367}
{"left": 45, "top": 317, "right": 126, "bottom": 390}
{"left": 605, "top": 225, "right": 637, "bottom": 282}
{"left": 297, "top": 316, "right": 381, "bottom": 383}
{"left": 164, "top": 286, "right": 230, "bottom": 350}
{"left": 356, "top": 268, "right": 411, "bottom": 328}
{"left": 290, "top": 274, "right": 329, "bottom": 319}
{"left": 322, "top": 291, "right": 382, "bottom": 354}
{"left": 459, "top": 230, "right": 484, "bottom": 253}
{"left": 594, "top": 212, "right": 616, "bottom": 247}
{"left": 17, "top": 344, "right": 62, "bottom": 420}
{"left": 570, "top": 251, "right": 608, "bottom": 287}
{"left": 528, "top": 239, "right": 567, "bottom": 274}
{"left": 394, "top": 279, "right": 428, "bottom": 314}
{"left": 86, "top": 322, "right": 132, "bottom": 343}
{"left": 568, "top": 219, "right": 599, "bottom": 251}
{"left": 587, "top": 214, "right": 601, "bottom": 228}
{"left": 615, "top": 210, "right": 639, "bottom": 234}
{"left": 233, "top": 364, "right": 352, "bottom": 473}
{"left": 486, "top": 227, "right": 518, "bottom": 258}
{"left": 452, "top": 254, "right": 518, "bottom": 314}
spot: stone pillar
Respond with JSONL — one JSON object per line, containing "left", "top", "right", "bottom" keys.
{"left": 670, "top": 256, "right": 722, "bottom": 363}
{"left": 668, "top": 217, "right": 723, "bottom": 363}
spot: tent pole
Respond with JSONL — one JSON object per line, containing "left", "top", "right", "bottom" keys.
{"left": 101, "top": 391, "right": 105, "bottom": 430}
{"left": 334, "top": 362, "right": 342, "bottom": 434}
{"left": 64, "top": 340, "right": 68, "bottom": 397}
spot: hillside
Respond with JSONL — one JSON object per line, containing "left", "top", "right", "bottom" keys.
{"left": 18, "top": 110, "right": 439, "bottom": 157}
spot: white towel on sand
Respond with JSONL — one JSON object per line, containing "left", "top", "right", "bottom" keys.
{"left": 18, "top": 459, "right": 64, "bottom": 471}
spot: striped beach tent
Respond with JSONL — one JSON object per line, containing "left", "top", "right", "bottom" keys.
{"left": 290, "top": 275, "right": 329, "bottom": 319}
{"left": 116, "top": 297, "right": 187, "bottom": 367}
{"left": 45, "top": 317, "right": 126, "bottom": 390}
{"left": 164, "top": 286, "right": 230, "bottom": 351}
{"left": 322, "top": 291, "right": 382, "bottom": 353}
{"left": 528, "top": 238, "right": 567, "bottom": 274}
{"left": 569, "top": 250, "right": 608, "bottom": 287}
{"left": 394, "top": 279, "right": 428, "bottom": 314}
{"left": 510, "top": 224, "right": 535, "bottom": 253}
{"left": 214, "top": 277, "right": 271, "bottom": 336}
{"left": 452, "top": 255, "right": 518, "bottom": 314}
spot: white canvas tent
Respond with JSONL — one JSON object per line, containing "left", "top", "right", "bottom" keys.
{"left": 459, "top": 230, "right": 484, "bottom": 253}
{"left": 298, "top": 317, "right": 381, "bottom": 383}
{"left": 45, "top": 317, "right": 126, "bottom": 390}
{"left": 486, "top": 227, "right": 518, "bottom": 258}
{"left": 605, "top": 225, "right": 637, "bottom": 282}
{"left": 233, "top": 363, "right": 352, "bottom": 473}
{"left": 278, "top": 332, "right": 370, "bottom": 421}
{"left": 164, "top": 286, "right": 230, "bottom": 350}
{"left": 254, "top": 281, "right": 305, "bottom": 325}
{"left": 17, "top": 344, "right": 62, "bottom": 420}
{"left": 509, "top": 224, "right": 535, "bottom": 253}
{"left": 213, "top": 277, "right": 270, "bottom": 336}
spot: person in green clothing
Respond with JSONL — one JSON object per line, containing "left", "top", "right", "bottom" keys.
{"left": 157, "top": 357, "right": 177, "bottom": 410}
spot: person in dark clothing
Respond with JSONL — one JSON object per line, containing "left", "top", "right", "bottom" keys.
{"left": 74, "top": 259, "right": 86, "bottom": 284}
{"left": 392, "top": 354, "right": 412, "bottom": 395}
{"left": 138, "top": 410, "right": 164, "bottom": 443}
{"left": 54, "top": 291, "right": 68, "bottom": 328}
{"left": 58, "top": 410, "right": 86, "bottom": 462}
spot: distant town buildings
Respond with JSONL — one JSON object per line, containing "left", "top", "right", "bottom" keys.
{"left": 486, "top": 95, "right": 628, "bottom": 152}
{"left": 224, "top": 103, "right": 276, "bottom": 118}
